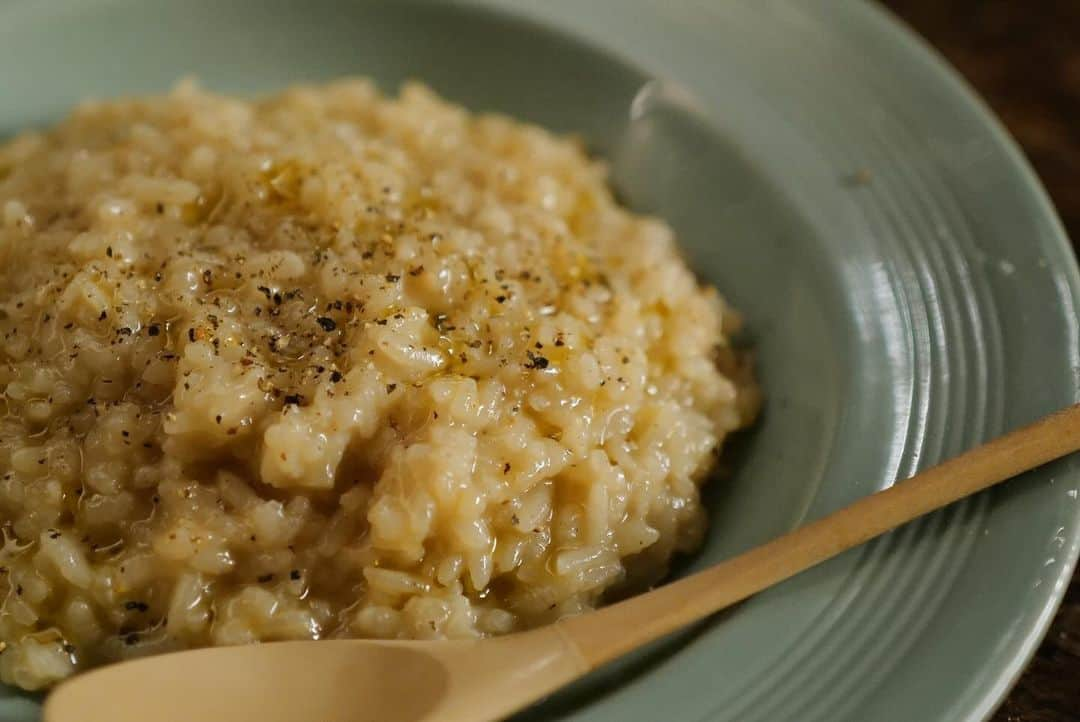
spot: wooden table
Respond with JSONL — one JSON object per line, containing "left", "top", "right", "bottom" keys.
{"left": 882, "top": 2, "right": 1080, "bottom": 720}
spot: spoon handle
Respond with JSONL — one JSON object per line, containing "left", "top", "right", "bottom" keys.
{"left": 558, "top": 403, "right": 1080, "bottom": 668}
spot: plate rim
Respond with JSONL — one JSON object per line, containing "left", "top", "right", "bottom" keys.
{"left": 850, "top": 3, "right": 1080, "bottom": 718}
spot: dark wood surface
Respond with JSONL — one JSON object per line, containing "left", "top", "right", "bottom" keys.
{"left": 881, "top": 2, "right": 1080, "bottom": 720}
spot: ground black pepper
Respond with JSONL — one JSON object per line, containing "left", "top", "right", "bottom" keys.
{"left": 524, "top": 351, "right": 549, "bottom": 369}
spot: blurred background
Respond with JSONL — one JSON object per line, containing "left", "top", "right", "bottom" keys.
{"left": 884, "top": 2, "right": 1079, "bottom": 720}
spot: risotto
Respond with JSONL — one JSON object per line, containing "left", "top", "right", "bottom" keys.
{"left": 0, "top": 79, "right": 758, "bottom": 690}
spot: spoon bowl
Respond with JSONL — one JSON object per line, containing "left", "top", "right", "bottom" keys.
{"left": 44, "top": 628, "right": 587, "bottom": 722}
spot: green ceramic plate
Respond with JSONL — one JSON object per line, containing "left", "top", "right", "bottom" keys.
{"left": 1, "top": 1, "right": 1077, "bottom": 720}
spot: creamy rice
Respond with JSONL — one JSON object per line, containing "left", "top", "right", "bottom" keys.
{"left": 0, "top": 79, "right": 758, "bottom": 690}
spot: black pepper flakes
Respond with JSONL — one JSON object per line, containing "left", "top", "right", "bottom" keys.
{"left": 289, "top": 569, "right": 301, "bottom": 581}
{"left": 386, "top": 383, "right": 397, "bottom": 394}
{"left": 283, "top": 393, "right": 304, "bottom": 406}
{"left": 257, "top": 573, "right": 274, "bottom": 583}
{"left": 524, "top": 351, "right": 549, "bottom": 370}
{"left": 124, "top": 601, "right": 150, "bottom": 612}
{"left": 147, "top": 324, "right": 161, "bottom": 337}
{"left": 329, "top": 370, "right": 343, "bottom": 383}
{"left": 385, "top": 273, "right": 400, "bottom": 283}
{"left": 316, "top": 316, "right": 337, "bottom": 332}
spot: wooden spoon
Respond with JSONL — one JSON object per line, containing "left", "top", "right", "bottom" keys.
{"left": 44, "top": 404, "right": 1080, "bottom": 722}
